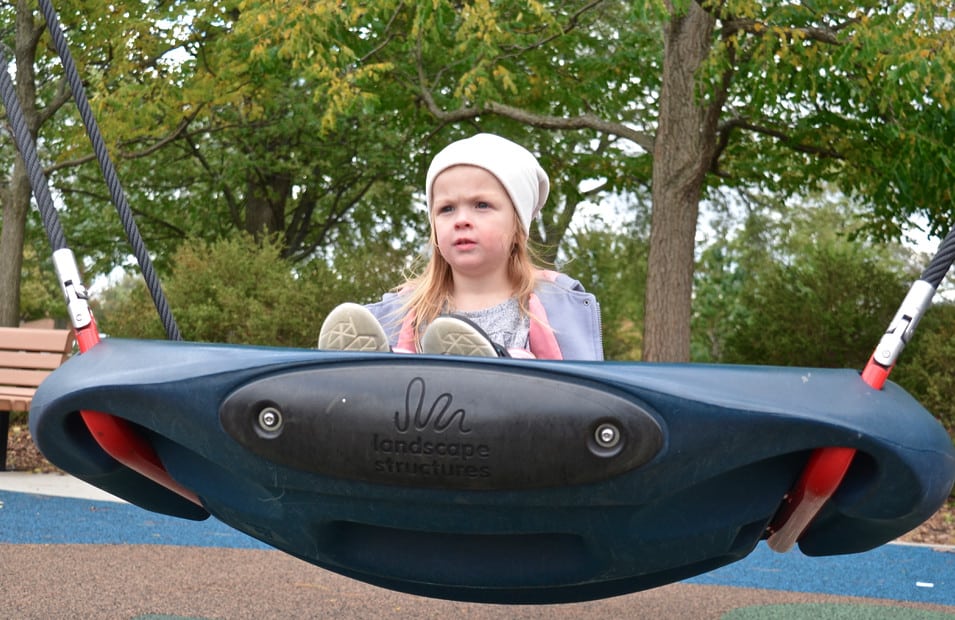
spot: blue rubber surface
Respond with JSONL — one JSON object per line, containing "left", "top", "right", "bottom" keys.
{"left": 2, "top": 489, "right": 953, "bottom": 607}
{"left": 687, "top": 541, "right": 955, "bottom": 607}
{"left": 0, "top": 491, "right": 266, "bottom": 548}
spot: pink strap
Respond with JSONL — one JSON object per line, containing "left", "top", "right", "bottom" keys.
{"left": 528, "top": 294, "right": 563, "bottom": 360}
{"left": 536, "top": 269, "right": 560, "bottom": 283}
{"left": 396, "top": 311, "right": 418, "bottom": 353}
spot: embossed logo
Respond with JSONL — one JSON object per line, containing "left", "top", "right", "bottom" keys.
{"left": 372, "top": 376, "right": 491, "bottom": 480}
{"left": 394, "top": 376, "right": 470, "bottom": 433}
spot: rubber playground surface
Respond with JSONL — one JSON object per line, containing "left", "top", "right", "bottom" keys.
{"left": 1, "top": 473, "right": 953, "bottom": 619}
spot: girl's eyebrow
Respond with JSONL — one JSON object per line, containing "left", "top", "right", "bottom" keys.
{"left": 433, "top": 192, "right": 482, "bottom": 203}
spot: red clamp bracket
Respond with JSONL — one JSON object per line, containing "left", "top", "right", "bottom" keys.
{"left": 766, "top": 279, "right": 936, "bottom": 552}
{"left": 53, "top": 249, "right": 200, "bottom": 506}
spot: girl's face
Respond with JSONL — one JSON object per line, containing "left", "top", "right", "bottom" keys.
{"left": 430, "top": 165, "right": 518, "bottom": 281}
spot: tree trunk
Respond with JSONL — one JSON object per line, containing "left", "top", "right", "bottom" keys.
{"left": 244, "top": 171, "right": 291, "bottom": 241}
{"left": 643, "top": 3, "right": 717, "bottom": 362}
{"left": 0, "top": 1, "right": 42, "bottom": 327}
{"left": 0, "top": 165, "right": 32, "bottom": 327}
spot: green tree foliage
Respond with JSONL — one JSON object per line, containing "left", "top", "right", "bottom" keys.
{"left": 96, "top": 233, "right": 411, "bottom": 346}
{"left": 229, "top": 0, "right": 653, "bottom": 252}
{"left": 721, "top": 242, "right": 909, "bottom": 368}
{"left": 560, "top": 218, "right": 648, "bottom": 360}
{"left": 217, "top": 0, "right": 955, "bottom": 362}
{"left": 44, "top": 1, "right": 426, "bottom": 280}
{"left": 6, "top": 1, "right": 955, "bottom": 364}
{"left": 18, "top": 242, "right": 64, "bottom": 324}
{"left": 693, "top": 195, "right": 915, "bottom": 367}
{"left": 1, "top": 0, "right": 203, "bottom": 324}
{"left": 692, "top": 201, "right": 779, "bottom": 361}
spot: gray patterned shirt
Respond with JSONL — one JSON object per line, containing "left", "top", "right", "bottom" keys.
{"left": 457, "top": 297, "right": 530, "bottom": 350}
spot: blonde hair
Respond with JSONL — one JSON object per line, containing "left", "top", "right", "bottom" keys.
{"left": 398, "top": 217, "right": 542, "bottom": 350}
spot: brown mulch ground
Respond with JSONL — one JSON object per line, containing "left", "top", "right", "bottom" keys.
{"left": 5, "top": 420, "right": 954, "bottom": 546}
{"left": 5, "top": 421, "right": 60, "bottom": 474}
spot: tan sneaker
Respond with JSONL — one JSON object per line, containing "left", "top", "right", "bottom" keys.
{"left": 421, "top": 315, "right": 508, "bottom": 357}
{"left": 318, "top": 303, "right": 390, "bottom": 352}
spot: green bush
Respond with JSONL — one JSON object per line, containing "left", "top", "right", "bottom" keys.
{"left": 560, "top": 225, "right": 647, "bottom": 361}
{"left": 723, "top": 243, "right": 909, "bottom": 369}
{"left": 95, "top": 233, "right": 410, "bottom": 347}
{"left": 892, "top": 302, "right": 955, "bottom": 436}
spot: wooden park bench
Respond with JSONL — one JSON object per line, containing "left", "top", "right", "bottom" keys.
{"left": 0, "top": 326, "right": 75, "bottom": 471}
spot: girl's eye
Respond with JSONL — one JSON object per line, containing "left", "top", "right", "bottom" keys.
{"left": 476, "top": 201, "right": 490, "bottom": 209}
{"left": 437, "top": 205, "right": 454, "bottom": 214}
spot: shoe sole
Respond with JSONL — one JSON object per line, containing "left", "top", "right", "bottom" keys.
{"left": 318, "top": 303, "right": 390, "bottom": 352}
{"left": 421, "top": 316, "right": 499, "bottom": 357}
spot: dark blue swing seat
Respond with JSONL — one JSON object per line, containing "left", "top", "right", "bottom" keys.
{"left": 29, "top": 338, "right": 955, "bottom": 603}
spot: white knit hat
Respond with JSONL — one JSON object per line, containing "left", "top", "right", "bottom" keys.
{"left": 425, "top": 133, "right": 550, "bottom": 235}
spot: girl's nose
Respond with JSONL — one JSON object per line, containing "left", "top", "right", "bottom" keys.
{"left": 453, "top": 211, "right": 472, "bottom": 227}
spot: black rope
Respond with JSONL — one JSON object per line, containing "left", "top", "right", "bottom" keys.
{"left": 37, "top": 0, "right": 182, "bottom": 341}
{"left": 0, "top": 49, "right": 68, "bottom": 252}
{"left": 920, "top": 227, "right": 955, "bottom": 289}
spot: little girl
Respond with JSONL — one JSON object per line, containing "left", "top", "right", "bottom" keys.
{"left": 319, "top": 133, "right": 603, "bottom": 360}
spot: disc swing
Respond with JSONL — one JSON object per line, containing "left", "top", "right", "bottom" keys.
{"left": 5, "top": 1, "right": 955, "bottom": 605}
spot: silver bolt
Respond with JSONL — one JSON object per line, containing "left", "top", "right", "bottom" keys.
{"left": 595, "top": 423, "right": 620, "bottom": 449}
{"left": 258, "top": 407, "right": 283, "bottom": 433}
